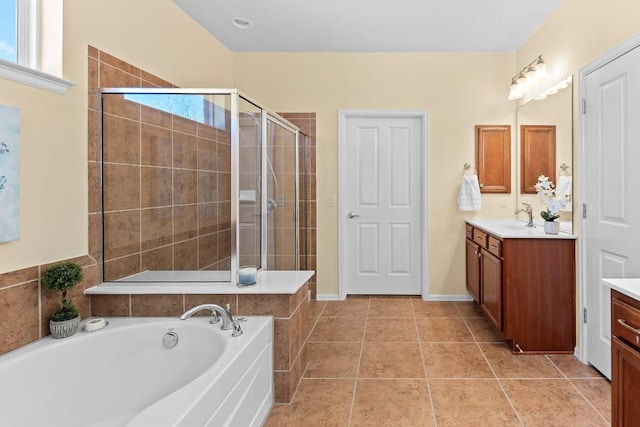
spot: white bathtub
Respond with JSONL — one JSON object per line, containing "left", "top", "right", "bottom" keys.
{"left": 0, "top": 316, "right": 273, "bottom": 427}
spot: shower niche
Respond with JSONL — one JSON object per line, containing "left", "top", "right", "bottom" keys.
{"left": 99, "top": 89, "right": 307, "bottom": 284}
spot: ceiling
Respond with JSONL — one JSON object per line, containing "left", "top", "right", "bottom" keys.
{"left": 172, "top": 0, "right": 563, "bottom": 52}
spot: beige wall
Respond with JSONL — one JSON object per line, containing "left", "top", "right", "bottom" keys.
{"left": 0, "top": 0, "right": 234, "bottom": 274}
{"left": 234, "top": 53, "right": 516, "bottom": 296}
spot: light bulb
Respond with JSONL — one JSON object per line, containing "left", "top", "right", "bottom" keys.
{"left": 525, "top": 66, "right": 537, "bottom": 86}
{"left": 508, "top": 78, "right": 522, "bottom": 100}
{"left": 535, "top": 60, "right": 548, "bottom": 80}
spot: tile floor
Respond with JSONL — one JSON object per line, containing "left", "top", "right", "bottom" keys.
{"left": 264, "top": 297, "right": 611, "bottom": 426}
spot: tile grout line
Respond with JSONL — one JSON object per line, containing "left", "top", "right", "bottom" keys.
{"left": 466, "top": 316, "right": 525, "bottom": 427}
{"left": 545, "top": 356, "right": 611, "bottom": 425}
{"left": 346, "top": 297, "right": 370, "bottom": 427}
{"left": 412, "top": 298, "right": 439, "bottom": 427}
{"left": 277, "top": 300, "right": 326, "bottom": 408}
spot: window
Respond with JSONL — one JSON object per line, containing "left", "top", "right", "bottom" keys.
{"left": 0, "top": 0, "right": 17, "bottom": 63}
{"left": 0, "top": 0, "right": 74, "bottom": 94}
{"left": 0, "top": 0, "right": 37, "bottom": 68}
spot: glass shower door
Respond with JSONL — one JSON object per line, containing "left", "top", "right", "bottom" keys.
{"left": 238, "top": 100, "right": 262, "bottom": 269}
{"left": 265, "top": 117, "right": 298, "bottom": 270}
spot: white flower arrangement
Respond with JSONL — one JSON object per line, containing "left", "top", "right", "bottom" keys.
{"left": 534, "top": 175, "right": 565, "bottom": 221}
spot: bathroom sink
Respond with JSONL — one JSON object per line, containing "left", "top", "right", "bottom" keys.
{"left": 466, "top": 219, "right": 576, "bottom": 239}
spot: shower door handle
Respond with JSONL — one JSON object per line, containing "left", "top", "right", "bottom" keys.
{"left": 347, "top": 212, "right": 360, "bottom": 219}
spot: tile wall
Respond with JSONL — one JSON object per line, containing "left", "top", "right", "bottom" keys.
{"left": 279, "top": 113, "right": 317, "bottom": 299}
{"left": 0, "top": 256, "right": 99, "bottom": 355}
{"left": 89, "top": 46, "right": 231, "bottom": 281}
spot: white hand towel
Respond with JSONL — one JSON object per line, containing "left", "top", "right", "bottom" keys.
{"left": 457, "top": 175, "right": 482, "bottom": 211}
{"left": 556, "top": 176, "right": 572, "bottom": 211}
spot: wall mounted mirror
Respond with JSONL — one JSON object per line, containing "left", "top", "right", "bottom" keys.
{"left": 516, "top": 76, "right": 573, "bottom": 234}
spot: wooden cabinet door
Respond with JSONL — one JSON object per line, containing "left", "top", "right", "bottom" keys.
{"left": 481, "top": 249, "right": 502, "bottom": 331}
{"left": 520, "top": 125, "right": 556, "bottom": 193}
{"left": 612, "top": 336, "right": 640, "bottom": 426}
{"left": 465, "top": 239, "right": 481, "bottom": 303}
{"left": 475, "top": 125, "right": 511, "bottom": 193}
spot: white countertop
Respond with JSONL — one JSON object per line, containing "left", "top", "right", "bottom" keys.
{"left": 603, "top": 278, "right": 640, "bottom": 302}
{"left": 85, "top": 270, "right": 315, "bottom": 295}
{"left": 467, "top": 219, "right": 577, "bottom": 239}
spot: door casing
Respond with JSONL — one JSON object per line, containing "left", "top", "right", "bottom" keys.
{"left": 338, "top": 110, "right": 429, "bottom": 300}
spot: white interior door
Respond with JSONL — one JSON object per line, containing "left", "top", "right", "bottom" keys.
{"left": 341, "top": 114, "right": 423, "bottom": 295}
{"left": 584, "top": 45, "right": 640, "bottom": 379}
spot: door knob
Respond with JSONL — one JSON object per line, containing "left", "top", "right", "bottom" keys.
{"left": 347, "top": 212, "right": 360, "bottom": 219}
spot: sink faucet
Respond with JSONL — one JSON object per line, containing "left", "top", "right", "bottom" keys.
{"left": 179, "top": 303, "right": 239, "bottom": 334}
{"left": 514, "top": 202, "right": 535, "bottom": 228}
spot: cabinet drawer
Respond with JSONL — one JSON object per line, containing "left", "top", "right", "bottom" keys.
{"left": 613, "top": 298, "right": 640, "bottom": 349}
{"left": 472, "top": 229, "right": 488, "bottom": 248}
{"left": 466, "top": 225, "right": 473, "bottom": 240}
{"left": 487, "top": 236, "right": 502, "bottom": 257}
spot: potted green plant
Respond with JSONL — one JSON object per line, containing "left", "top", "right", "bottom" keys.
{"left": 42, "top": 261, "right": 84, "bottom": 338}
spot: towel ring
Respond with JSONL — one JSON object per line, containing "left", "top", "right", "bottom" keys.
{"left": 463, "top": 163, "right": 477, "bottom": 176}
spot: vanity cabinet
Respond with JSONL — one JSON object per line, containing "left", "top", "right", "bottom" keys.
{"left": 465, "top": 222, "right": 575, "bottom": 353}
{"left": 465, "top": 236, "right": 481, "bottom": 303}
{"left": 611, "top": 290, "right": 640, "bottom": 426}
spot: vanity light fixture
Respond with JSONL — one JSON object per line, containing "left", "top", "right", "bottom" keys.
{"left": 533, "top": 75, "right": 572, "bottom": 101}
{"left": 507, "top": 55, "right": 548, "bottom": 100}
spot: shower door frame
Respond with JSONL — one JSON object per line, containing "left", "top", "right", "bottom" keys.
{"left": 99, "top": 88, "right": 303, "bottom": 285}
{"left": 261, "top": 112, "right": 302, "bottom": 271}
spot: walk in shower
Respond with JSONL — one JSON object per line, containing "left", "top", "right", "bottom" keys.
{"left": 99, "top": 89, "right": 306, "bottom": 284}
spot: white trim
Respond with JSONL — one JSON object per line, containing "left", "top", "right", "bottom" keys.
{"left": 0, "top": 59, "right": 75, "bottom": 94}
{"left": 315, "top": 294, "right": 340, "bottom": 301}
{"left": 577, "top": 31, "right": 640, "bottom": 364}
{"left": 422, "top": 294, "right": 474, "bottom": 302}
{"left": 17, "top": 0, "right": 39, "bottom": 69}
{"left": 338, "top": 110, "right": 429, "bottom": 300}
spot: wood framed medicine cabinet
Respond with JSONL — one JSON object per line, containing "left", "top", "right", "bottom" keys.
{"left": 475, "top": 125, "right": 511, "bottom": 193}
{"left": 520, "top": 124, "right": 556, "bottom": 193}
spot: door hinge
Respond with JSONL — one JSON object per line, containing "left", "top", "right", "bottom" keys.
{"left": 582, "top": 203, "right": 587, "bottom": 219}
{"left": 582, "top": 98, "right": 587, "bottom": 114}
{"left": 583, "top": 307, "right": 588, "bottom": 323}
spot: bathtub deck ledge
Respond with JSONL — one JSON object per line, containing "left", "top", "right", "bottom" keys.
{"left": 85, "top": 270, "right": 314, "bottom": 295}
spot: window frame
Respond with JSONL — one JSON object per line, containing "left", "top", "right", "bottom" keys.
{"left": 0, "top": 0, "right": 74, "bottom": 94}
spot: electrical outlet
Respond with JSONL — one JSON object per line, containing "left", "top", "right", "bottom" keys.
{"left": 500, "top": 197, "right": 508, "bottom": 207}
{"left": 329, "top": 195, "right": 337, "bottom": 207}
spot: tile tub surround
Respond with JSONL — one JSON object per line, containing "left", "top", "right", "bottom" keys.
{"left": 265, "top": 296, "right": 611, "bottom": 426}
{"left": 88, "top": 271, "right": 314, "bottom": 404}
{"left": 0, "top": 256, "right": 100, "bottom": 356}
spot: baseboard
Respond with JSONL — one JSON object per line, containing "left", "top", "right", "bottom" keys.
{"left": 315, "top": 294, "right": 341, "bottom": 301}
{"left": 314, "top": 293, "right": 473, "bottom": 302}
{"left": 423, "top": 294, "right": 474, "bottom": 302}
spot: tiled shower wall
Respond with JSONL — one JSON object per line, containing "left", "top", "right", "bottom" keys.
{"left": 89, "top": 47, "right": 232, "bottom": 281}
{"left": 280, "top": 113, "right": 317, "bottom": 299}
{"left": 267, "top": 122, "right": 298, "bottom": 272}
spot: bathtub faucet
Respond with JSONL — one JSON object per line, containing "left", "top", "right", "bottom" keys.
{"left": 179, "top": 304, "right": 234, "bottom": 331}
